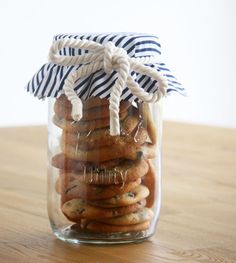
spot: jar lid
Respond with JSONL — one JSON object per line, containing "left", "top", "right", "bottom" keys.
{"left": 25, "top": 32, "right": 185, "bottom": 101}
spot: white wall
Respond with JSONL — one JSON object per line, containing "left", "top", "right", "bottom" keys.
{"left": 0, "top": 0, "right": 235, "bottom": 127}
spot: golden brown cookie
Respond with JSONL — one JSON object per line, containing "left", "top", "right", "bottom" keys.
{"left": 63, "top": 178, "right": 142, "bottom": 201}
{"left": 55, "top": 94, "right": 72, "bottom": 109}
{"left": 97, "top": 207, "right": 153, "bottom": 225}
{"left": 59, "top": 159, "right": 148, "bottom": 185}
{"left": 62, "top": 140, "right": 157, "bottom": 163}
{"left": 53, "top": 112, "right": 128, "bottom": 133}
{"left": 52, "top": 153, "right": 90, "bottom": 172}
{"left": 55, "top": 175, "right": 62, "bottom": 194}
{"left": 143, "top": 160, "right": 156, "bottom": 208}
{"left": 54, "top": 98, "right": 131, "bottom": 121}
{"left": 139, "top": 143, "right": 157, "bottom": 159}
{"left": 55, "top": 94, "right": 110, "bottom": 110}
{"left": 82, "top": 97, "right": 110, "bottom": 110}
{"left": 62, "top": 141, "right": 145, "bottom": 162}
{"left": 51, "top": 153, "right": 122, "bottom": 171}
{"left": 139, "top": 102, "right": 157, "bottom": 145}
{"left": 82, "top": 220, "right": 150, "bottom": 233}
{"left": 88, "top": 185, "right": 150, "bottom": 207}
{"left": 62, "top": 127, "right": 147, "bottom": 151}
{"left": 62, "top": 198, "right": 146, "bottom": 221}
{"left": 61, "top": 116, "right": 147, "bottom": 150}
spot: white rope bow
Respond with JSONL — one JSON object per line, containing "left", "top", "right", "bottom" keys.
{"left": 48, "top": 37, "right": 167, "bottom": 136}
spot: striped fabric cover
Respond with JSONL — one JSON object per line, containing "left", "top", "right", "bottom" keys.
{"left": 26, "top": 33, "right": 185, "bottom": 101}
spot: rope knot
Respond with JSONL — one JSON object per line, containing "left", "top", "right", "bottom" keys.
{"left": 103, "top": 42, "right": 129, "bottom": 74}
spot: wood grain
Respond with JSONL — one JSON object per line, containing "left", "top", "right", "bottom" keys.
{"left": 0, "top": 122, "right": 235, "bottom": 263}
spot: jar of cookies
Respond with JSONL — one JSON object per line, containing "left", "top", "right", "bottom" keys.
{"left": 26, "top": 33, "right": 184, "bottom": 244}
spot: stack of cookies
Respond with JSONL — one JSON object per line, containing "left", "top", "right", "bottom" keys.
{"left": 51, "top": 94, "right": 157, "bottom": 233}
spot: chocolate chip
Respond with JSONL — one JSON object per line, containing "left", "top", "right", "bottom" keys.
{"left": 112, "top": 210, "right": 119, "bottom": 216}
{"left": 127, "top": 192, "right": 135, "bottom": 198}
{"left": 136, "top": 151, "right": 143, "bottom": 160}
{"left": 77, "top": 208, "right": 85, "bottom": 214}
{"left": 65, "top": 184, "right": 77, "bottom": 194}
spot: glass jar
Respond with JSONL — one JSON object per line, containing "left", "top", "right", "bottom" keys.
{"left": 47, "top": 95, "right": 162, "bottom": 244}
{"left": 25, "top": 32, "right": 184, "bottom": 245}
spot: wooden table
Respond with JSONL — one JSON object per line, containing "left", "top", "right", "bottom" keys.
{"left": 0, "top": 122, "right": 236, "bottom": 263}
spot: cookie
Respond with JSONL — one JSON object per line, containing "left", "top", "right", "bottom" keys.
{"left": 63, "top": 178, "right": 142, "bottom": 201}
{"left": 53, "top": 111, "right": 127, "bottom": 133}
{"left": 139, "top": 102, "right": 157, "bottom": 145}
{"left": 61, "top": 127, "right": 148, "bottom": 152}
{"left": 54, "top": 98, "right": 131, "bottom": 121}
{"left": 143, "top": 160, "right": 156, "bottom": 208}
{"left": 52, "top": 153, "right": 90, "bottom": 172}
{"left": 139, "top": 143, "right": 157, "bottom": 159}
{"left": 82, "top": 97, "right": 110, "bottom": 110}
{"left": 59, "top": 159, "right": 148, "bottom": 185}
{"left": 61, "top": 115, "right": 147, "bottom": 150}
{"left": 55, "top": 94, "right": 110, "bottom": 110}
{"left": 81, "top": 220, "right": 150, "bottom": 233}
{"left": 63, "top": 142, "right": 141, "bottom": 162}
{"left": 51, "top": 153, "right": 122, "bottom": 171}
{"left": 62, "top": 198, "right": 146, "bottom": 221}
{"left": 97, "top": 207, "right": 153, "bottom": 225}
{"left": 55, "top": 175, "right": 62, "bottom": 194}
{"left": 88, "top": 185, "right": 150, "bottom": 207}
{"left": 62, "top": 140, "right": 157, "bottom": 163}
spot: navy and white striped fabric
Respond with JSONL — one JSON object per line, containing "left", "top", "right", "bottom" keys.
{"left": 26, "top": 33, "right": 185, "bottom": 101}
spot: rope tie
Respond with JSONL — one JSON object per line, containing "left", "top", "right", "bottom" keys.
{"left": 49, "top": 38, "right": 168, "bottom": 135}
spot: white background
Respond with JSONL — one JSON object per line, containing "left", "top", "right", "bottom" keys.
{"left": 0, "top": 0, "right": 235, "bottom": 127}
